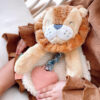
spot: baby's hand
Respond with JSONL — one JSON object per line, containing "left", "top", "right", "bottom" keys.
{"left": 36, "top": 81, "right": 66, "bottom": 100}
{"left": 16, "top": 39, "right": 27, "bottom": 55}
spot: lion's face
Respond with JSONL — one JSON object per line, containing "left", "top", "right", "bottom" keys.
{"left": 43, "top": 23, "right": 74, "bottom": 44}
{"left": 35, "top": 5, "right": 89, "bottom": 53}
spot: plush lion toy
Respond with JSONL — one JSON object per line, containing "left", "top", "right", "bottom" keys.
{"left": 15, "top": 5, "right": 91, "bottom": 96}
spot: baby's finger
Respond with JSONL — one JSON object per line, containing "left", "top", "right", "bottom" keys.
{"left": 37, "top": 91, "right": 54, "bottom": 99}
{"left": 16, "top": 39, "right": 26, "bottom": 54}
{"left": 16, "top": 40, "right": 23, "bottom": 54}
{"left": 38, "top": 84, "right": 55, "bottom": 94}
{"left": 17, "top": 41, "right": 26, "bottom": 54}
{"left": 37, "top": 96, "right": 56, "bottom": 100}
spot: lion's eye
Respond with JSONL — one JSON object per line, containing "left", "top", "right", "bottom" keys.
{"left": 69, "top": 21, "right": 73, "bottom": 24}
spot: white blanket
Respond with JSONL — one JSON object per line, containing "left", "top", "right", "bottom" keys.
{"left": 0, "top": 86, "right": 28, "bottom": 100}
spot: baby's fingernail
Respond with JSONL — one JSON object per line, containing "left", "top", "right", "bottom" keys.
{"left": 16, "top": 51, "right": 18, "bottom": 54}
{"left": 16, "top": 52, "right": 19, "bottom": 55}
{"left": 16, "top": 53, "right": 19, "bottom": 55}
{"left": 37, "top": 91, "right": 40, "bottom": 94}
{"left": 36, "top": 96, "right": 38, "bottom": 99}
{"left": 36, "top": 95, "right": 40, "bottom": 99}
{"left": 18, "top": 52, "right": 20, "bottom": 55}
{"left": 17, "top": 51, "right": 21, "bottom": 55}
{"left": 16, "top": 50, "right": 20, "bottom": 54}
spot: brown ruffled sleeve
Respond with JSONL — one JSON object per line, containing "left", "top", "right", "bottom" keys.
{"left": 63, "top": 76, "right": 100, "bottom": 100}
{"left": 2, "top": 33, "right": 20, "bottom": 60}
{"left": 2, "top": 24, "right": 36, "bottom": 60}
{"left": 19, "top": 24, "right": 36, "bottom": 47}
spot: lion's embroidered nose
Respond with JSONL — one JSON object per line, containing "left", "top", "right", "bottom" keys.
{"left": 54, "top": 24, "right": 62, "bottom": 30}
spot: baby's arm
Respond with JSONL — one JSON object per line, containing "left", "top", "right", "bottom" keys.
{"left": 0, "top": 39, "right": 27, "bottom": 95}
{"left": 16, "top": 39, "right": 27, "bottom": 55}
{"left": 0, "top": 59, "right": 15, "bottom": 96}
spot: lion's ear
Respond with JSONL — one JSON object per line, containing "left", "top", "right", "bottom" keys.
{"left": 42, "top": 8, "right": 54, "bottom": 33}
{"left": 79, "top": 7, "right": 88, "bottom": 18}
{"left": 34, "top": 7, "right": 53, "bottom": 32}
